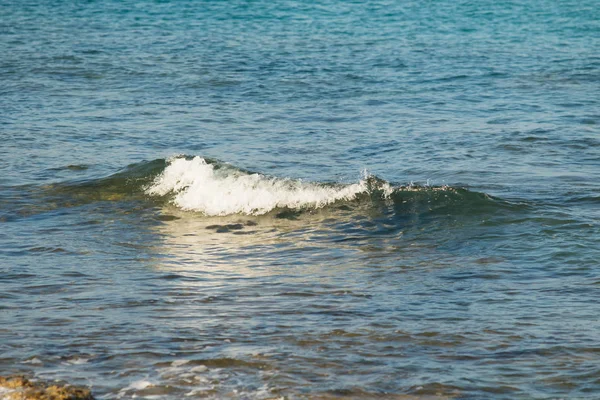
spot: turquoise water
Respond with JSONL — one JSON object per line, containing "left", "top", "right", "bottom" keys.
{"left": 1, "top": 1, "right": 599, "bottom": 398}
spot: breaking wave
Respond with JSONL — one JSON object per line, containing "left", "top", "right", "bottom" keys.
{"left": 144, "top": 156, "right": 515, "bottom": 217}
{"left": 146, "top": 156, "right": 393, "bottom": 216}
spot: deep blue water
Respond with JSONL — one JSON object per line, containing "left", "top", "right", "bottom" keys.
{"left": 1, "top": 1, "right": 599, "bottom": 399}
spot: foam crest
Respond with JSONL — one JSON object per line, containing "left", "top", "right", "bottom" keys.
{"left": 146, "top": 157, "right": 380, "bottom": 216}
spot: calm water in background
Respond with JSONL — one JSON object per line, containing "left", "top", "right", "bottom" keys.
{"left": 1, "top": 0, "right": 599, "bottom": 398}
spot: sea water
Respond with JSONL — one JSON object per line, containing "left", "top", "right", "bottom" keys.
{"left": 1, "top": 0, "right": 599, "bottom": 398}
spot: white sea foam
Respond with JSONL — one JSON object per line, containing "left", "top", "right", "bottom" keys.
{"left": 118, "top": 379, "right": 154, "bottom": 396}
{"left": 21, "top": 357, "right": 42, "bottom": 365}
{"left": 63, "top": 357, "right": 89, "bottom": 365}
{"left": 147, "top": 157, "right": 391, "bottom": 216}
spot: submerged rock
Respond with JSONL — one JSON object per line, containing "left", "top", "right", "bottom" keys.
{"left": 0, "top": 376, "right": 94, "bottom": 400}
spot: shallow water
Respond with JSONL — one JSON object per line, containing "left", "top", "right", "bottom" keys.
{"left": 1, "top": 0, "right": 599, "bottom": 399}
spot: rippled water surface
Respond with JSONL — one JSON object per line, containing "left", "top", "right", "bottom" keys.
{"left": 1, "top": 0, "right": 599, "bottom": 399}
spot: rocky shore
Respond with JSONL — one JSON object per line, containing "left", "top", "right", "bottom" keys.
{"left": 0, "top": 376, "right": 94, "bottom": 400}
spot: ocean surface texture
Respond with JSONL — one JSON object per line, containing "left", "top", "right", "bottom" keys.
{"left": 1, "top": 1, "right": 599, "bottom": 399}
